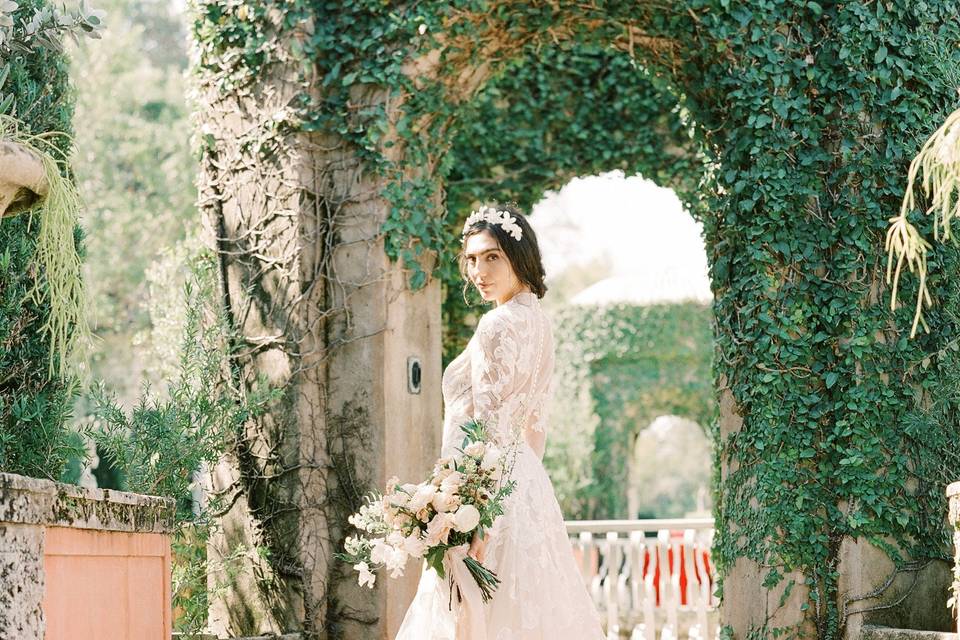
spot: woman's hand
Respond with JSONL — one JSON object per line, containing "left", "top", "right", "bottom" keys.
{"left": 468, "top": 529, "right": 489, "bottom": 563}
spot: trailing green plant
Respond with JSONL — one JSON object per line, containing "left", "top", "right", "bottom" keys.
{"left": 1, "top": 114, "right": 92, "bottom": 380}
{"left": 0, "top": 0, "right": 104, "bottom": 381}
{"left": 1, "top": 0, "right": 80, "bottom": 480}
{"left": 887, "top": 107, "right": 960, "bottom": 337}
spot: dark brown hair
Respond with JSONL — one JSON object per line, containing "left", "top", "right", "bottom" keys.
{"left": 459, "top": 203, "right": 548, "bottom": 303}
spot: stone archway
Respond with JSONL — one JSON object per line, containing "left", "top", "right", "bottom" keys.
{"left": 192, "top": 4, "right": 960, "bottom": 639}
{"left": 627, "top": 415, "right": 713, "bottom": 520}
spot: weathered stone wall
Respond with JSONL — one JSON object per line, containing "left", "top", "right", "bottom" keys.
{"left": 840, "top": 537, "right": 954, "bottom": 638}
{"left": 0, "top": 472, "right": 175, "bottom": 640}
{"left": 950, "top": 482, "right": 960, "bottom": 636}
{"left": 859, "top": 624, "right": 957, "bottom": 640}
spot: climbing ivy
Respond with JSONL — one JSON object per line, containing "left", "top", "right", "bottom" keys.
{"left": 679, "top": 2, "right": 960, "bottom": 636}
{"left": 190, "top": 1, "right": 960, "bottom": 637}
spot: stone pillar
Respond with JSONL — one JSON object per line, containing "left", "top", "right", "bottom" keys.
{"left": 326, "top": 258, "right": 443, "bottom": 639}
{"left": 0, "top": 472, "right": 175, "bottom": 640}
{"left": 198, "top": 80, "right": 443, "bottom": 636}
{"left": 950, "top": 481, "right": 960, "bottom": 635}
{"left": 717, "top": 382, "right": 819, "bottom": 639}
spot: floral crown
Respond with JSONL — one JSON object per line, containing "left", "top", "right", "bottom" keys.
{"left": 461, "top": 205, "right": 523, "bottom": 241}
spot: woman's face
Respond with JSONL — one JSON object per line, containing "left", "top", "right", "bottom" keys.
{"left": 463, "top": 230, "right": 521, "bottom": 304}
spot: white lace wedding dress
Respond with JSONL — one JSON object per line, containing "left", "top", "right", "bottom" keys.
{"left": 395, "top": 290, "right": 605, "bottom": 640}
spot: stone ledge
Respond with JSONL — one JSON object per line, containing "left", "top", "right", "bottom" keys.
{"left": 171, "top": 635, "right": 302, "bottom": 640}
{"left": 860, "top": 625, "right": 958, "bottom": 640}
{"left": 0, "top": 472, "right": 175, "bottom": 533}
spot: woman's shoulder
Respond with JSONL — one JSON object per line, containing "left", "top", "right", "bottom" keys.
{"left": 476, "top": 304, "right": 513, "bottom": 339}
{"left": 476, "top": 293, "right": 545, "bottom": 337}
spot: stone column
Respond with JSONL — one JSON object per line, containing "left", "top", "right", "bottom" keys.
{"left": 198, "top": 68, "right": 443, "bottom": 636}
{"left": 716, "top": 381, "right": 818, "bottom": 639}
{"left": 950, "top": 481, "right": 960, "bottom": 635}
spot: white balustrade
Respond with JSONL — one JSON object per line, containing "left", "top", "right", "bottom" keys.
{"left": 565, "top": 518, "right": 718, "bottom": 640}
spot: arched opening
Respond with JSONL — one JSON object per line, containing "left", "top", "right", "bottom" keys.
{"left": 628, "top": 415, "right": 712, "bottom": 520}
{"left": 441, "top": 42, "right": 712, "bottom": 520}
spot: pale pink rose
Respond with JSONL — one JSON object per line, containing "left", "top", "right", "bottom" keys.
{"left": 385, "top": 546, "right": 408, "bottom": 578}
{"left": 464, "top": 441, "right": 485, "bottom": 457}
{"left": 370, "top": 537, "right": 389, "bottom": 565}
{"left": 439, "top": 471, "right": 464, "bottom": 494}
{"left": 407, "top": 484, "right": 437, "bottom": 512}
{"left": 382, "top": 509, "right": 397, "bottom": 527}
{"left": 431, "top": 490, "right": 461, "bottom": 513}
{"left": 425, "top": 512, "right": 456, "bottom": 546}
{"left": 386, "top": 530, "right": 404, "bottom": 547}
{"left": 403, "top": 533, "right": 427, "bottom": 558}
{"left": 481, "top": 445, "right": 502, "bottom": 471}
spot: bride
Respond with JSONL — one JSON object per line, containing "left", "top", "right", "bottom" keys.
{"left": 395, "top": 204, "right": 605, "bottom": 640}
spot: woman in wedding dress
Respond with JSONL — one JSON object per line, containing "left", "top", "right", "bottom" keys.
{"left": 395, "top": 204, "right": 605, "bottom": 640}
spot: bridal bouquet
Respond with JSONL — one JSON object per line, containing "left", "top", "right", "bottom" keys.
{"left": 339, "top": 419, "right": 516, "bottom": 602}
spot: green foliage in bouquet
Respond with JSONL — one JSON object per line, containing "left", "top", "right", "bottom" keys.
{"left": 456, "top": 419, "right": 518, "bottom": 531}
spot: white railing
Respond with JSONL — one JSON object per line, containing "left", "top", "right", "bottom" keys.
{"left": 565, "top": 518, "right": 719, "bottom": 640}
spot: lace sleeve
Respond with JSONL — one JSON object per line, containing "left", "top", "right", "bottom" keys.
{"left": 471, "top": 311, "right": 522, "bottom": 441}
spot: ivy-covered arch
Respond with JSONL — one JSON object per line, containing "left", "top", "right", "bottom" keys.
{"left": 191, "top": 2, "right": 960, "bottom": 638}
{"left": 440, "top": 41, "right": 704, "bottom": 360}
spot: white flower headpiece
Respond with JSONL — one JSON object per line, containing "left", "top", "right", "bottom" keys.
{"left": 461, "top": 206, "right": 523, "bottom": 241}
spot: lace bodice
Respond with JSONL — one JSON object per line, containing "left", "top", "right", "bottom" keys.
{"left": 440, "top": 290, "right": 555, "bottom": 459}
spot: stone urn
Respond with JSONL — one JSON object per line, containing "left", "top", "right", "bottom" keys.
{"left": 0, "top": 139, "right": 49, "bottom": 217}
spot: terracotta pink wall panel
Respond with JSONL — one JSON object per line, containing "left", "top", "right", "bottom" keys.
{"left": 127, "top": 556, "right": 167, "bottom": 636}
{"left": 42, "top": 527, "right": 171, "bottom": 640}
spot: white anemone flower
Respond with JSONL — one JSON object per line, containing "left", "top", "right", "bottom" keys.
{"left": 354, "top": 561, "right": 376, "bottom": 588}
